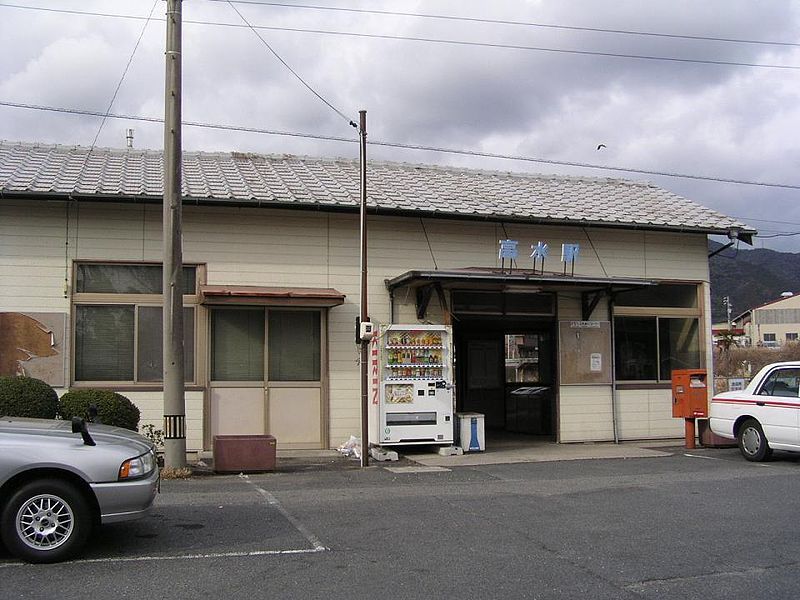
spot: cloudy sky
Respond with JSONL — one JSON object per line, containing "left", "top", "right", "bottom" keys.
{"left": 1, "top": 0, "right": 799, "bottom": 251}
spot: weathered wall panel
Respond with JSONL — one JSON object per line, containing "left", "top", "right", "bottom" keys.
{"left": 1, "top": 200, "right": 710, "bottom": 448}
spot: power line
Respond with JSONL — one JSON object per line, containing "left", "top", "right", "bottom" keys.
{"left": 2, "top": 99, "right": 800, "bottom": 191}
{"left": 214, "top": 26, "right": 800, "bottom": 71}
{"left": 732, "top": 215, "right": 800, "bottom": 226}
{"left": 756, "top": 231, "right": 800, "bottom": 238}
{"left": 1, "top": 2, "right": 798, "bottom": 71}
{"left": 202, "top": 0, "right": 800, "bottom": 49}
{"left": 87, "top": 0, "right": 159, "bottom": 149}
{"left": 223, "top": 0, "right": 356, "bottom": 128}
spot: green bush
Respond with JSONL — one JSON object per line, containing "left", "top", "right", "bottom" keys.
{"left": 0, "top": 376, "right": 59, "bottom": 419}
{"left": 58, "top": 389, "right": 140, "bottom": 431}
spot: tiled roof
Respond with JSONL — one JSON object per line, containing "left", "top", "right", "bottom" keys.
{"left": 0, "top": 140, "right": 755, "bottom": 235}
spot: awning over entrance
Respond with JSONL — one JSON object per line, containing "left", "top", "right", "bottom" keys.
{"left": 200, "top": 285, "right": 346, "bottom": 307}
{"left": 385, "top": 267, "right": 656, "bottom": 321}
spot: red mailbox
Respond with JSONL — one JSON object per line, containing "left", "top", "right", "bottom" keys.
{"left": 672, "top": 369, "right": 708, "bottom": 418}
{"left": 672, "top": 369, "right": 707, "bottom": 450}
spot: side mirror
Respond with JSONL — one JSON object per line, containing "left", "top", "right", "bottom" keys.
{"left": 71, "top": 417, "right": 96, "bottom": 447}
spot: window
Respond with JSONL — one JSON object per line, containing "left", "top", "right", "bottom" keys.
{"left": 73, "top": 263, "right": 198, "bottom": 384}
{"left": 613, "top": 283, "right": 702, "bottom": 382}
{"left": 452, "top": 291, "right": 555, "bottom": 316}
{"left": 615, "top": 284, "right": 698, "bottom": 308}
{"left": 615, "top": 317, "right": 658, "bottom": 381}
{"left": 76, "top": 264, "right": 196, "bottom": 294}
{"left": 211, "top": 308, "right": 265, "bottom": 381}
{"left": 658, "top": 318, "right": 700, "bottom": 381}
{"left": 763, "top": 333, "right": 777, "bottom": 342}
{"left": 268, "top": 311, "right": 320, "bottom": 381}
{"left": 787, "top": 333, "right": 798, "bottom": 342}
{"left": 504, "top": 334, "right": 549, "bottom": 383}
{"left": 614, "top": 317, "right": 701, "bottom": 381}
{"left": 209, "top": 309, "right": 322, "bottom": 382}
{"left": 758, "top": 368, "right": 800, "bottom": 397}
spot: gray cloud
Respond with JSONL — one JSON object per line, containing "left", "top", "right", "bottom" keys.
{"left": 1, "top": 0, "right": 799, "bottom": 249}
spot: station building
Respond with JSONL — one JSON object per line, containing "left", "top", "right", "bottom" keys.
{"left": 0, "top": 141, "right": 756, "bottom": 455}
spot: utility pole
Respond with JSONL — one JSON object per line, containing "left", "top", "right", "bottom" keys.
{"left": 723, "top": 295, "right": 732, "bottom": 330}
{"left": 163, "top": 0, "right": 186, "bottom": 468}
{"left": 359, "top": 110, "right": 369, "bottom": 468}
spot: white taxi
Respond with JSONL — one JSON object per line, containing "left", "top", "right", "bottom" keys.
{"left": 710, "top": 361, "right": 800, "bottom": 461}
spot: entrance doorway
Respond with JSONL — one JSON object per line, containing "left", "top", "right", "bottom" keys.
{"left": 455, "top": 319, "right": 556, "bottom": 438}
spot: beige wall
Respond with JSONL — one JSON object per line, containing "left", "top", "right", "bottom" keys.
{"left": 0, "top": 200, "right": 712, "bottom": 447}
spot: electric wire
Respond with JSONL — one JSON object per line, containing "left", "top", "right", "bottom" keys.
{"left": 210, "top": 25, "right": 800, "bottom": 71}
{"left": 732, "top": 216, "right": 800, "bottom": 226}
{"left": 223, "top": 0, "right": 357, "bottom": 128}
{"left": 582, "top": 227, "right": 609, "bottom": 278}
{"left": 66, "top": 0, "right": 158, "bottom": 299}
{"left": 87, "top": 0, "right": 159, "bottom": 149}
{"left": 419, "top": 218, "right": 438, "bottom": 270}
{"left": 2, "top": 99, "right": 800, "bottom": 192}
{"left": 1, "top": 3, "right": 798, "bottom": 71}
{"left": 756, "top": 231, "right": 800, "bottom": 238}
{"left": 202, "top": 0, "right": 800, "bottom": 49}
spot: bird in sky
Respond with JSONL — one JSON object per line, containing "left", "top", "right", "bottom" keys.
{"left": 596, "top": 144, "right": 607, "bottom": 150}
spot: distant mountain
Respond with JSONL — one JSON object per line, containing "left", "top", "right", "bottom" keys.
{"left": 709, "top": 240, "right": 800, "bottom": 323}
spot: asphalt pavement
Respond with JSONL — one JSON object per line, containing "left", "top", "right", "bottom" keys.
{"left": 2, "top": 446, "right": 799, "bottom": 599}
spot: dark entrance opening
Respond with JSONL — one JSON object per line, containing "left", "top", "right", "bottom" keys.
{"left": 455, "top": 317, "right": 556, "bottom": 438}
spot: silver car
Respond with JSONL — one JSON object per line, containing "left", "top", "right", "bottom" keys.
{"left": 0, "top": 417, "right": 159, "bottom": 563}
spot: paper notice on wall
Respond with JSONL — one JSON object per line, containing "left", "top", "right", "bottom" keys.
{"left": 590, "top": 353, "right": 602, "bottom": 373}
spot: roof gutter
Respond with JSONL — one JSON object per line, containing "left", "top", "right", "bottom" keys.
{"left": 1, "top": 190, "right": 757, "bottom": 240}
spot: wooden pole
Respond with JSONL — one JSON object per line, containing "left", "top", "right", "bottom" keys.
{"left": 359, "top": 110, "right": 369, "bottom": 468}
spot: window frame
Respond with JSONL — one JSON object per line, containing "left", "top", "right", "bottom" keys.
{"left": 613, "top": 283, "right": 704, "bottom": 384}
{"left": 71, "top": 261, "right": 203, "bottom": 387}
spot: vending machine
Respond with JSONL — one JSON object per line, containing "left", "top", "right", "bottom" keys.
{"left": 373, "top": 324, "right": 454, "bottom": 446}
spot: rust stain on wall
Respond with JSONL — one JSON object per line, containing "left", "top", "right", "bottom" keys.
{"left": 0, "top": 313, "right": 59, "bottom": 377}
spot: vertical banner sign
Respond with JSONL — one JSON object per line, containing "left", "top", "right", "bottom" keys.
{"left": 370, "top": 335, "right": 380, "bottom": 405}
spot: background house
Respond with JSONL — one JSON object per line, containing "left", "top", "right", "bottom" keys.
{"left": 735, "top": 292, "right": 800, "bottom": 347}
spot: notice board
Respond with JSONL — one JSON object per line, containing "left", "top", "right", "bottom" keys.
{"left": 558, "top": 320, "right": 612, "bottom": 385}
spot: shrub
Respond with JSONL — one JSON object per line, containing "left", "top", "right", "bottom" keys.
{"left": 58, "top": 389, "right": 140, "bottom": 431}
{"left": 714, "top": 343, "right": 800, "bottom": 378}
{"left": 0, "top": 376, "right": 59, "bottom": 419}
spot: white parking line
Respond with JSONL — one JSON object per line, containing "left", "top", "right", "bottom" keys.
{"left": 0, "top": 547, "right": 325, "bottom": 568}
{"left": 0, "top": 478, "right": 328, "bottom": 568}
{"left": 242, "top": 477, "right": 327, "bottom": 552}
{"left": 684, "top": 452, "right": 771, "bottom": 467}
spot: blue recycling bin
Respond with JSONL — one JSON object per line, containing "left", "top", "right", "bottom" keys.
{"left": 457, "top": 412, "right": 485, "bottom": 452}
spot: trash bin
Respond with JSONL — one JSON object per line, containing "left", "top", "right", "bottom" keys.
{"left": 456, "top": 412, "right": 485, "bottom": 452}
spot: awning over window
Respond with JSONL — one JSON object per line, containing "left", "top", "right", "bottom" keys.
{"left": 200, "top": 285, "right": 345, "bottom": 307}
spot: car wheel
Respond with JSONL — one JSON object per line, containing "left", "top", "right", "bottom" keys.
{"left": 0, "top": 479, "right": 92, "bottom": 563}
{"left": 738, "top": 419, "right": 772, "bottom": 462}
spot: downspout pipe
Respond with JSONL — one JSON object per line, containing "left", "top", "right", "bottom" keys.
{"left": 608, "top": 287, "right": 620, "bottom": 444}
